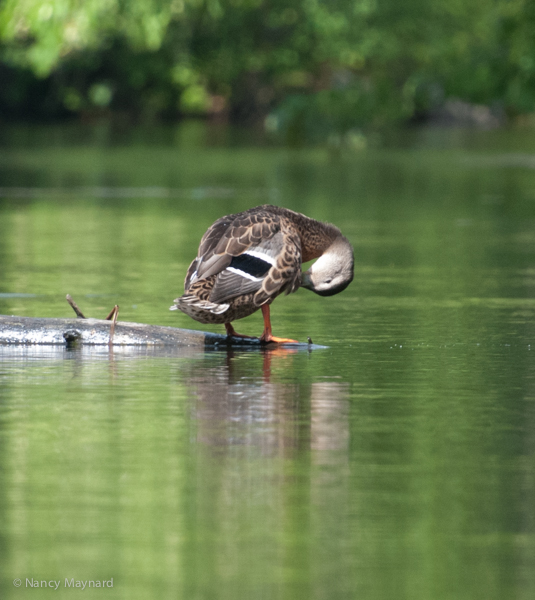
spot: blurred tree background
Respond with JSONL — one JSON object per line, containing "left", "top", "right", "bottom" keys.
{"left": 1, "top": 0, "right": 534, "bottom": 139}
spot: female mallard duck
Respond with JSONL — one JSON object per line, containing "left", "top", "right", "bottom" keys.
{"left": 170, "top": 205, "right": 354, "bottom": 343}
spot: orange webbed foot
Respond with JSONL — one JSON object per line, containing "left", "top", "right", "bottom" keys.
{"left": 260, "top": 333, "right": 300, "bottom": 345}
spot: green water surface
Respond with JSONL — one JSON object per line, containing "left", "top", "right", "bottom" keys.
{"left": 0, "top": 123, "right": 534, "bottom": 599}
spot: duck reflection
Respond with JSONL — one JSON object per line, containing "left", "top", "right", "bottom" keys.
{"left": 177, "top": 348, "right": 350, "bottom": 457}
{"left": 175, "top": 347, "right": 351, "bottom": 600}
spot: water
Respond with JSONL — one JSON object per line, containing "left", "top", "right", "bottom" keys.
{"left": 1, "top": 122, "right": 535, "bottom": 599}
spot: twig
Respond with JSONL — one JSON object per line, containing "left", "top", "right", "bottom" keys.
{"left": 107, "top": 305, "right": 119, "bottom": 346}
{"left": 66, "top": 294, "right": 86, "bottom": 319}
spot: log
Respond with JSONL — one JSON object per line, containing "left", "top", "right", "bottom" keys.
{"left": 0, "top": 315, "right": 323, "bottom": 349}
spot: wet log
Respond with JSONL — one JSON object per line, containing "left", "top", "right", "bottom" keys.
{"left": 0, "top": 315, "right": 256, "bottom": 347}
{"left": 0, "top": 315, "right": 321, "bottom": 349}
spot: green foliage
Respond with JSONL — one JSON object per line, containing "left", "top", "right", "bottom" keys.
{"left": 1, "top": 0, "right": 535, "bottom": 130}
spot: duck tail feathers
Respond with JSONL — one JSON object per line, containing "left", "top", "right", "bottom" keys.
{"left": 170, "top": 296, "right": 230, "bottom": 315}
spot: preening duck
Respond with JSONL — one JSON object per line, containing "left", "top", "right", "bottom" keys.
{"left": 170, "top": 205, "right": 354, "bottom": 343}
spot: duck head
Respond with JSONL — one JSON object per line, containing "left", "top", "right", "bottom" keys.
{"left": 301, "top": 236, "right": 354, "bottom": 296}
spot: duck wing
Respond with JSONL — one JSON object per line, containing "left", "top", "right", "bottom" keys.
{"left": 209, "top": 232, "right": 285, "bottom": 303}
{"left": 184, "top": 215, "right": 234, "bottom": 289}
{"left": 187, "top": 209, "right": 301, "bottom": 305}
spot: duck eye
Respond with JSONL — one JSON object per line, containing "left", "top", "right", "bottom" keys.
{"left": 324, "top": 278, "right": 333, "bottom": 284}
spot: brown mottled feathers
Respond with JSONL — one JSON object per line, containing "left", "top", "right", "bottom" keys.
{"left": 186, "top": 206, "right": 303, "bottom": 307}
{"left": 173, "top": 205, "right": 346, "bottom": 326}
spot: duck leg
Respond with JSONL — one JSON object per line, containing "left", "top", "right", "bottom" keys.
{"left": 259, "top": 304, "right": 299, "bottom": 344}
{"left": 225, "top": 323, "right": 257, "bottom": 339}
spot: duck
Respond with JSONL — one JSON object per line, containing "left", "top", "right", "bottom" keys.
{"left": 170, "top": 204, "right": 354, "bottom": 343}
